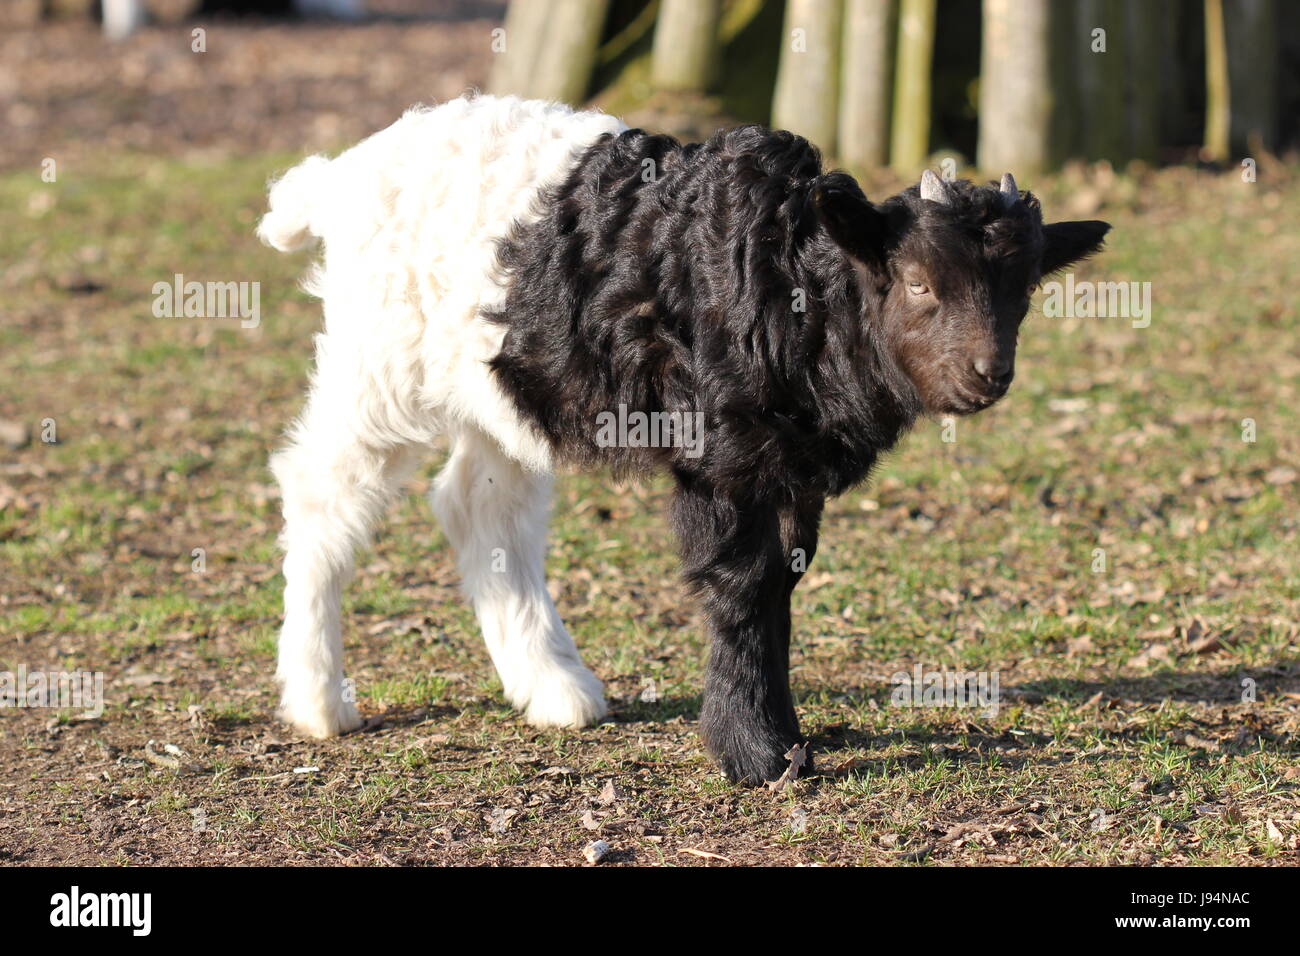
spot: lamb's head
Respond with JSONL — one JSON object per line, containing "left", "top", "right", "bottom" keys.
{"left": 813, "top": 169, "right": 1110, "bottom": 416}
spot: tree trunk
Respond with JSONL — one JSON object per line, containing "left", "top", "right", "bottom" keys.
{"left": 838, "top": 0, "right": 894, "bottom": 171}
{"left": 103, "top": 0, "right": 146, "bottom": 39}
{"left": 772, "top": 0, "right": 844, "bottom": 152}
{"left": 1156, "top": 0, "right": 1191, "bottom": 150}
{"left": 1225, "top": 0, "right": 1278, "bottom": 153}
{"left": 489, "top": 0, "right": 609, "bottom": 105}
{"left": 652, "top": 0, "right": 724, "bottom": 92}
{"left": 1074, "top": 0, "right": 1128, "bottom": 164}
{"left": 977, "top": 0, "right": 1052, "bottom": 177}
{"left": 889, "top": 0, "right": 935, "bottom": 172}
{"left": 1048, "top": 0, "right": 1081, "bottom": 163}
{"left": 488, "top": 0, "right": 553, "bottom": 98}
{"left": 1124, "top": 0, "right": 1162, "bottom": 163}
{"left": 1203, "top": 0, "right": 1230, "bottom": 160}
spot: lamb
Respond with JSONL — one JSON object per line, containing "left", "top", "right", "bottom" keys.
{"left": 258, "top": 94, "right": 1110, "bottom": 785}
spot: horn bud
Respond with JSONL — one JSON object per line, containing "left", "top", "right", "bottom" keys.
{"left": 920, "top": 169, "right": 948, "bottom": 205}
{"left": 999, "top": 172, "right": 1019, "bottom": 204}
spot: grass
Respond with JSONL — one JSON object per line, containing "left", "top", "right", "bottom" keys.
{"left": 0, "top": 150, "right": 1297, "bottom": 865}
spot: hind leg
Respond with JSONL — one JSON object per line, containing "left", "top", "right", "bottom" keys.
{"left": 271, "top": 383, "right": 424, "bottom": 738}
{"left": 432, "top": 428, "right": 605, "bottom": 728}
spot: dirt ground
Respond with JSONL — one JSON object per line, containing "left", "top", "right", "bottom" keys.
{"left": 0, "top": 2, "right": 506, "bottom": 174}
{"left": 1, "top": 9, "right": 1298, "bottom": 866}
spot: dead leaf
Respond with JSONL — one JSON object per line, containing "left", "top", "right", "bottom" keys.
{"left": 1180, "top": 732, "right": 1221, "bottom": 752}
{"left": 1127, "top": 643, "right": 1171, "bottom": 668}
{"left": 1183, "top": 619, "right": 1225, "bottom": 655}
{"left": 765, "top": 742, "right": 809, "bottom": 793}
{"left": 596, "top": 780, "right": 621, "bottom": 805}
{"left": 538, "top": 765, "right": 579, "bottom": 778}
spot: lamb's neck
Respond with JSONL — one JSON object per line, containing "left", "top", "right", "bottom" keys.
{"left": 838, "top": 267, "right": 923, "bottom": 465}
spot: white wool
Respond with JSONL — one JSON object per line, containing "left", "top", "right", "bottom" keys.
{"left": 261, "top": 95, "right": 624, "bottom": 737}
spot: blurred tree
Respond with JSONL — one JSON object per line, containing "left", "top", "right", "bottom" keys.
{"left": 490, "top": 0, "right": 611, "bottom": 105}
{"left": 928, "top": 0, "right": 982, "bottom": 164}
{"left": 651, "top": 0, "right": 723, "bottom": 92}
{"left": 977, "top": 0, "right": 1051, "bottom": 177}
{"left": 1073, "top": 0, "right": 1128, "bottom": 163}
{"left": 489, "top": 0, "right": 549, "bottom": 98}
{"left": 490, "top": 0, "right": 1293, "bottom": 170}
{"left": 1279, "top": 0, "right": 1300, "bottom": 150}
{"left": 1124, "top": 0, "right": 1162, "bottom": 163}
{"left": 103, "top": 0, "right": 147, "bottom": 38}
{"left": 1225, "top": 0, "right": 1278, "bottom": 153}
{"left": 838, "top": 0, "right": 894, "bottom": 171}
{"left": 1048, "top": 0, "right": 1082, "bottom": 161}
{"left": 1203, "top": 0, "right": 1230, "bottom": 159}
{"left": 890, "top": 0, "right": 935, "bottom": 172}
{"left": 199, "top": 0, "right": 295, "bottom": 12}
{"left": 1156, "top": 0, "right": 1193, "bottom": 152}
{"left": 772, "top": 0, "right": 844, "bottom": 153}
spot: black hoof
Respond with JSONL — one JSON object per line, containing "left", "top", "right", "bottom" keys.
{"left": 710, "top": 730, "right": 814, "bottom": 786}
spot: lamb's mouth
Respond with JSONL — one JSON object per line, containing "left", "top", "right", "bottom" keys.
{"left": 945, "top": 387, "right": 1006, "bottom": 415}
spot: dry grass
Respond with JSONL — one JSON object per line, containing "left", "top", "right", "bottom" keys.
{"left": 1, "top": 17, "right": 1297, "bottom": 867}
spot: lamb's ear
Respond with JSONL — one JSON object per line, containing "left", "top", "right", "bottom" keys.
{"left": 1041, "top": 220, "right": 1111, "bottom": 276}
{"left": 812, "top": 172, "right": 890, "bottom": 269}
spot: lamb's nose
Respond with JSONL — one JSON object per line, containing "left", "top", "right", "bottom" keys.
{"left": 973, "top": 356, "right": 1013, "bottom": 387}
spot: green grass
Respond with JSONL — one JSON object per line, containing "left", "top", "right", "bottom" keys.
{"left": 0, "top": 152, "right": 1296, "bottom": 866}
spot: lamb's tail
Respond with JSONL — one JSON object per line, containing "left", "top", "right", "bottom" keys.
{"left": 256, "top": 155, "right": 333, "bottom": 252}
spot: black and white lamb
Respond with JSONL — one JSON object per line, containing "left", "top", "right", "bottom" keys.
{"left": 258, "top": 94, "right": 1109, "bottom": 784}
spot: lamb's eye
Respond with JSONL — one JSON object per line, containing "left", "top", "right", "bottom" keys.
{"left": 907, "top": 282, "right": 930, "bottom": 296}
{"left": 1026, "top": 283, "right": 1039, "bottom": 297}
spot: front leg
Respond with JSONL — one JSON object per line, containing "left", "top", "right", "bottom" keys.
{"left": 672, "top": 477, "right": 823, "bottom": 785}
